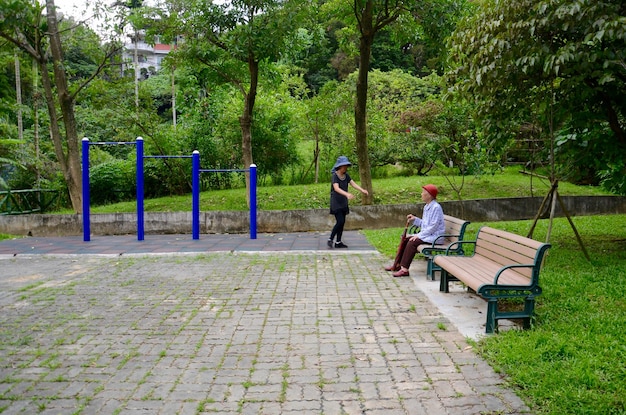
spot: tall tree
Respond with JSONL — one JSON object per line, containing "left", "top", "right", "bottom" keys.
{"left": 0, "top": 0, "right": 123, "bottom": 212}
{"left": 447, "top": 0, "right": 626, "bottom": 188}
{"left": 351, "top": 0, "right": 406, "bottom": 204}
{"left": 156, "top": 0, "right": 303, "bottom": 201}
{"left": 45, "top": 0, "right": 83, "bottom": 211}
{"left": 328, "top": 0, "right": 451, "bottom": 204}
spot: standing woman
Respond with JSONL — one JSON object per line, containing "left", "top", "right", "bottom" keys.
{"left": 328, "top": 156, "right": 369, "bottom": 249}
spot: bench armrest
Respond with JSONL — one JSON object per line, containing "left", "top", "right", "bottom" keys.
{"left": 443, "top": 239, "right": 476, "bottom": 254}
{"left": 493, "top": 263, "right": 537, "bottom": 285}
{"left": 421, "top": 234, "right": 465, "bottom": 256}
{"left": 429, "top": 233, "right": 461, "bottom": 247}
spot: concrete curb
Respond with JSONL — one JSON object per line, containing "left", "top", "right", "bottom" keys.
{"left": 2, "top": 196, "right": 625, "bottom": 237}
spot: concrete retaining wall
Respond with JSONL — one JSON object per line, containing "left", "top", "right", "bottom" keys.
{"left": 1, "top": 196, "right": 625, "bottom": 237}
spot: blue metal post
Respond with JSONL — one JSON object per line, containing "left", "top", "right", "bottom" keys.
{"left": 136, "top": 137, "right": 144, "bottom": 241}
{"left": 250, "top": 164, "right": 257, "bottom": 239}
{"left": 192, "top": 151, "right": 200, "bottom": 240}
{"left": 82, "top": 138, "right": 90, "bottom": 241}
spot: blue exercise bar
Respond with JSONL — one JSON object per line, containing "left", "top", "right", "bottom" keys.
{"left": 194, "top": 164, "right": 257, "bottom": 240}
{"left": 250, "top": 164, "right": 257, "bottom": 239}
{"left": 82, "top": 138, "right": 140, "bottom": 242}
{"left": 82, "top": 138, "right": 257, "bottom": 241}
{"left": 192, "top": 151, "right": 200, "bottom": 240}
{"left": 136, "top": 137, "right": 144, "bottom": 240}
{"left": 82, "top": 138, "right": 90, "bottom": 241}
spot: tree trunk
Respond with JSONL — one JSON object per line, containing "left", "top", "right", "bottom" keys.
{"left": 39, "top": 60, "right": 68, "bottom": 186}
{"left": 354, "top": 1, "right": 375, "bottom": 205}
{"left": 314, "top": 134, "right": 320, "bottom": 184}
{"left": 46, "top": 0, "right": 82, "bottom": 213}
{"left": 33, "top": 60, "right": 41, "bottom": 186}
{"left": 134, "top": 28, "right": 139, "bottom": 109}
{"left": 239, "top": 55, "right": 259, "bottom": 207}
{"left": 15, "top": 53, "right": 23, "bottom": 141}
{"left": 171, "top": 67, "right": 176, "bottom": 128}
{"left": 602, "top": 95, "right": 626, "bottom": 145}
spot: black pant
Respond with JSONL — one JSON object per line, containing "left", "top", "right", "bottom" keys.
{"left": 330, "top": 210, "right": 347, "bottom": 242}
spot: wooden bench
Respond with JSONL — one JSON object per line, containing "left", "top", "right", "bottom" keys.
{"left": 434, "top": 226, "right": 551, "bottom": 333}
{"left": 415, "top": 215, "right": 471, "bottom": 280}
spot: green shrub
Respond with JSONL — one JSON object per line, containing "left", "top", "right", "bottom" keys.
{"left": 89, "top": 159, "right": 136, "bottom": 205}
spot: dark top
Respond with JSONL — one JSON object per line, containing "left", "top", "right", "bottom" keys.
{"left": 330, "top": 171, "right": 351, "bottom": 214}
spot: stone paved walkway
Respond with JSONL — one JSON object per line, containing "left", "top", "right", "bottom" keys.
{"left": 0, "top": 232, "right": 531, "bottom": 414}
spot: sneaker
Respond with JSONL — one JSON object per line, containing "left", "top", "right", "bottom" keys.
{"left": 327, "top": 239, "right": 333, "bottom": 248}
{"left": 334, "top": 242, "right": 348, "bottom": 249}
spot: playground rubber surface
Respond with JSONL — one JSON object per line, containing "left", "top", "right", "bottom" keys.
{"left": 0, "top": 231, "right": 531, "bottom": 414}
{"left": 0, "top": 231, "right": 374, "bottom": 257}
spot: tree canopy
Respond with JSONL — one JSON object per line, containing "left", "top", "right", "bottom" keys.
{"left": 447, "top": 0, "right": 626, "bottom": 188}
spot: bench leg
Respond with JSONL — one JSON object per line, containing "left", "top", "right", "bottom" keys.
{"left": 429, "top": 261, "right": 442, "bottom": 281}
{"left": 485, "top": 299, "right": 498, "bottom": 334}
{"left": 439, "top": 269, "right": 449, "bottom": 293}
{"left": 426, "top": 259, "right": 434, "bottom": 281}
{"left": 523, "top": 297, "right": 536, "bottom": 330}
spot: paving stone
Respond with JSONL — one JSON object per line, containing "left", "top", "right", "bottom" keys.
{"left": 0, "top": 233, "right": 533, "bottom": 414}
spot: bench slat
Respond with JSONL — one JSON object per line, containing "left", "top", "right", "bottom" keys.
{"left": 434, "top": 256, "right": 532, "bottom": 291}
{"left": 475, "top": 247, "right": 534, "bottom": 277}
{"left": 481, "top": 226, "right": 545, "bottom": 248}
{"left": 477, "top": 231, "right": 542, "bottom": 260}
{"left": 472, "top": 228, "right": 542, "bottom": 278}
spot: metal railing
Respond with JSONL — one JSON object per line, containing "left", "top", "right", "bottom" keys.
{"left": 0, "top": 189, "right": 59, "bottom": 215}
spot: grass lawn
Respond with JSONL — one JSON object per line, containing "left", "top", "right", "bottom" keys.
{"left": 364, "top": 214, "right": 626, "bottom": 415}
{"left": 73, "top": 166, "right": 612, "bottom": 214}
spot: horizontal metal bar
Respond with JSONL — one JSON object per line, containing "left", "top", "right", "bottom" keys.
{"left": 199, "top": 169, "right": 248, "bottom": 173}
{"left": 144, "top": 155, "right": 193, "bottom": 159}
{"left": 88, "top": 141, "right": 137, "bottom": 145}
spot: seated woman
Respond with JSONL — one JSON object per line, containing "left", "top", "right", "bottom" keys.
{"left": 385, "top": 184, "right": 445, "bottom": 277}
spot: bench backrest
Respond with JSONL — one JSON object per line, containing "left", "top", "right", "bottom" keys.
{"left": 437, "top": 215, "right": 471, "bottom": 246}
{"left": 413, "top": 215, "right": 470, "bottom": 243}
{"left": 474, "top": 226, "right": 551, "bottom": 281}
{"left": 410, "top": 215, "right": 470, "bottom": 252}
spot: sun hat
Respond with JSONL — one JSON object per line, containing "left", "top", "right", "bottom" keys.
{"left": 422, "top": 184, "right": 438, "bottom": 199}
{"left": 332, "top": 156, "right": 352, "bottom": 171}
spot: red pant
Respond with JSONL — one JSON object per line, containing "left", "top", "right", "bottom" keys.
{"left": 399, "top": 237, "right": 425, "bottom": 269}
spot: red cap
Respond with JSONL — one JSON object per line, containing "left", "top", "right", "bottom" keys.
{"left": 422, "top": 184, "right": 438, "bottom": 199}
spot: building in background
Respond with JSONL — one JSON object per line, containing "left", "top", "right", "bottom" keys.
{"left": 122, "top": 32, "right": 174, "bottom": 79}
